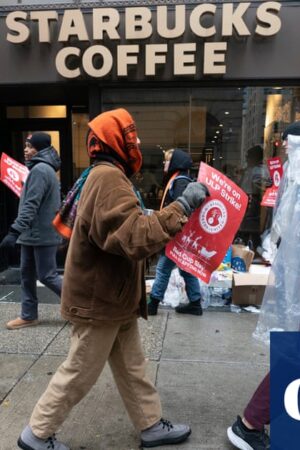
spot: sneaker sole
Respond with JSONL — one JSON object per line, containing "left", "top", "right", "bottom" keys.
{"left": 227, "top": 427, "right": 254, "bottom": 450}
{"left": 141, "top": 429, "right": 191, "bottom": 448}
{"left": 17, "top": 437, "right": 34, "bottom": 450}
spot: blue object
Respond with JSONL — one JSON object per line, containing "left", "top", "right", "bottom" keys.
{"left": 270, "top": 332, "right": 300, "bottom": 449}
{"left": 231, "top": 256, "right": 246, "bottom": 272}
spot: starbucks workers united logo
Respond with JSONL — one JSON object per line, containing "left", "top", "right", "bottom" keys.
{"left": 199, "top": 200, "right": 227, "bottom": 234}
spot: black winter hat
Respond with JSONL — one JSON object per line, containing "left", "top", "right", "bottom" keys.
{"left": 282, "top": 121, "right": 300, "bottom": 141}
{"left": 26, "top": 132, "right": 51, "bottom": 151}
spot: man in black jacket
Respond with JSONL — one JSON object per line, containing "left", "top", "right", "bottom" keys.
{"left": 0, "top": 132, "right": 62, "bottom": 329}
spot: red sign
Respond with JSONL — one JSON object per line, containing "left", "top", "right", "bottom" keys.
{"left": 166, "top": 163, "right": 248, "bottom": 283}
{"left": 261, "top": 157, "right": 283, "bottom": 207}
{"left": 0, "top": 153, "right": 29, "bottom": 197}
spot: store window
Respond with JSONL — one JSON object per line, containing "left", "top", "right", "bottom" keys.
{"left": 103, "top": 86, "right": 300, "bottom": 252}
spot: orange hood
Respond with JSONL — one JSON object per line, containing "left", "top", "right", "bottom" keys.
{"left": 88, "top": 108, "right": 142, "bottom": 175}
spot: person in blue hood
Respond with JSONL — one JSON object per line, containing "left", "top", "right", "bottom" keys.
{"left": 0, "top": 132, "right": 62, "bottom": 329}
{"left": 148, "top": 148, "right": 208, "bottom": 316}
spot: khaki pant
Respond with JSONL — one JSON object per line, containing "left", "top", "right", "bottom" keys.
{"left": 30, "top": 319, "right": 162, "bottom": 438}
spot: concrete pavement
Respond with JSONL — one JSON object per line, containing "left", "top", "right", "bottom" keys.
{"left": 0, "top": 299, "right": 268, "bottom": 450}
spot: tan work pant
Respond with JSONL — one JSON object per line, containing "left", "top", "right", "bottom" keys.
{"left": 30, "top": 319, "right": 162, "bottom": 438}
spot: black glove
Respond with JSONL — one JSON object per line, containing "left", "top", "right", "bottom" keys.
{"left": 0, "top": 227, "right": 20, "bottom": 249}
{"left": 177, "top": 182, "right": 210, "bottom": 216}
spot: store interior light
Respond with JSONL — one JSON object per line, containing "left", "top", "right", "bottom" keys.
{"left": 216, "top": 130, "right": 220, "bottom": 134}
{"left": 225, "top": 111, "right": 230, "bottom": 115}
{"left": 219, "top": 124, "right": 223, "bottom": 127}
{"left": 274, "top": 140, "right": 281, "bottom": 147}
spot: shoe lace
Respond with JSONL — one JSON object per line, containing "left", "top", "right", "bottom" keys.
{"left": 45, "top": 434, "right": 57, "bottom": 449}
{"left": 160, "top": 418, "right": 174, "bottom": 431}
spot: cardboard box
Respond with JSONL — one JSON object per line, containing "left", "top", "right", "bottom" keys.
{"left": 232, "top": 265, "right": 270, "bottom": 306}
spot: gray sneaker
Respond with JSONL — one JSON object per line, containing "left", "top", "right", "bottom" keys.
{"left": 18, "top": 425, "right": 70, "bottom": 450}
{"left": 141, "top": 418, "right": 191, "bottom": 447}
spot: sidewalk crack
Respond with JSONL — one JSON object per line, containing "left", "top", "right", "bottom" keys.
{"left": 0, "top": 321, "right": 69, "bottom": 405}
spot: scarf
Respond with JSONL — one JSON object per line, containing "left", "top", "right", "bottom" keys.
{"left": 52, "top": 166, "right": 93, "bottom": 239}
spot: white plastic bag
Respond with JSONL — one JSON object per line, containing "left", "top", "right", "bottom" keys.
{"left": 162, "top": 268, "right": 188, "bottom": 307}
{"left": 260, "top": 229, "right": 277, "bottom": 264}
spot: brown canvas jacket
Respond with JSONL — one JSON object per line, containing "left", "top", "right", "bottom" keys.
{"left": 61, "top": 163, "right": 187, "bottom": 324}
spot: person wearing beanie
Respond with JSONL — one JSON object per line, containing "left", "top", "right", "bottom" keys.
{"left": 17, "top": 109, "right": 209, "bottom": 450}
{"left": 25, "top": 132, "right": 51, "bottom": 152}
{"left": 148, "top": 148, "right": 208, "bottom": 316}
{"left": 0, "top": 132, "right": 62, "bottom": 330}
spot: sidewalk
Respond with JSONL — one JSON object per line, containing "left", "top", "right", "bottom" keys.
{"left": 0, "top": 299, "right": 268, "bottom": 450}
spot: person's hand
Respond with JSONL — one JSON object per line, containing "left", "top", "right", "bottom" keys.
{"left": 177, "top": 182, "right": 210, "bottom": 216}
{"left": 0, "top": 228, "right": 20, "bottom": 249}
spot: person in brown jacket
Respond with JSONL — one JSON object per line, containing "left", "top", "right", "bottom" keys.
{"left": 17, "top": 108, "right": 209, "bottom": 450}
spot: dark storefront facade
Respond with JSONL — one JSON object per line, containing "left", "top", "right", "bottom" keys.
{"left": 0, "top": 0, "right": 299, "bottom": 270}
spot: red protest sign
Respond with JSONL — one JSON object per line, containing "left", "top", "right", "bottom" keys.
{"left": 268, "top": 157, "right": 283, "bottom": 187}
{"left": 261, "top": 187, "right": 278, "bottom": 207}
{"left": 0, "top": 153, "right": 29, "bottom": 198}
{"left": 261, "top": 157, "right": 283, "bottom": 207}
{"left": 166, "top": 163, "right": 248, "bottom": 283}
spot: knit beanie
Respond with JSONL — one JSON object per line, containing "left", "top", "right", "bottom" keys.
{"left": 26, "top": 132, "right": 51, "bottom": 151}
{"left": 282, "top": 121, "right": 300, "bottom": 141}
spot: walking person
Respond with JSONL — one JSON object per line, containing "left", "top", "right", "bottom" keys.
{"left": 0, "top": 132, "right": 62, "bottom": 329}
{"left": 17, "top": 109, "right": 209, "bottom": 450}
{"left": 148, "top": 148, "right": 208, "bottom": 316}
